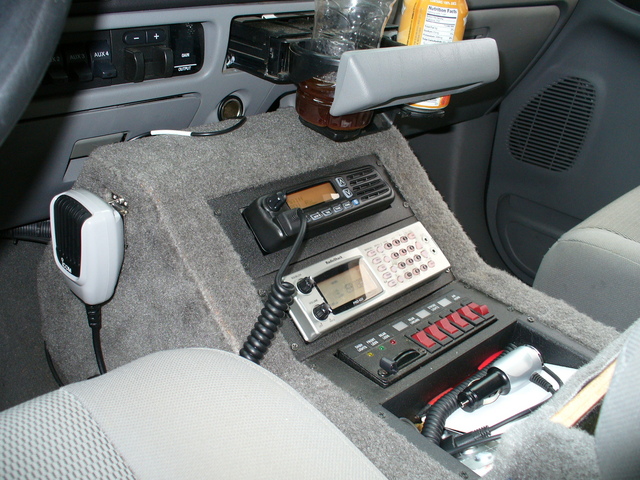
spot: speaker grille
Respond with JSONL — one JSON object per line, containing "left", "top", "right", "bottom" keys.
{"left": 508, "top": 77, "right": 596, "bottom": 172}
{"left": 53, "top": 195, "right": 91, "bottom": 277}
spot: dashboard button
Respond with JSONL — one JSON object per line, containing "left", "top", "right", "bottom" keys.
{"left": 123, "top": 31, "right": 147, "bottom": 45}
{"left": 436, "top": 318, "right": 462, "bottom": 337}
{"left": 446, "top": 312, "right": 472, "bottom": 331}
{"left": 146, "top": 28, "right": 167, "bottom": 44}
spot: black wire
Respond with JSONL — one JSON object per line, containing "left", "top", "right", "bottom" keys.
{"left": 127, "top": 116, "right": 247, "bottom": 141}
{"left": 447, "top": 434, "right": 503, "bottom": 457}
{"left": 489, "top": 399, "right": 547, "bottom": 432}
{"left": 543, "top": 365, "right": 564, "bottom": 388}
{"left": 443, "top": 397, "right": 550, "bottom": 455}
{"left": 530, "top": 372, "right": 556, "bottom": 393}
{"left": 191, "top": 116, "right": 246, "bottom": 136}
{"left": 91, "top": 327, "right": 107, "bottom": 375}
{"left": 44, "top": 342, "right": 65, "bottom": 387}
{"left": 274, "top": 211, "right": 308, "bottom": 286}
{"left": 86, "top": 304, "right": 107, "bottom": 375}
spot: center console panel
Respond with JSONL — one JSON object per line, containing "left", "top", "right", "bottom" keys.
{"left": 217, "top": 156, "right": 595, "bottom": 474}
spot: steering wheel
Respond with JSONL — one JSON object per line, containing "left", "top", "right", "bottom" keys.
{"left": 0, "top": 0, "right": 70, "bottom": 146}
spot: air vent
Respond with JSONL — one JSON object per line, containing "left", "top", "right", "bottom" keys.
{"left": 508, "top": 77, "right": 596, "bottom": 172}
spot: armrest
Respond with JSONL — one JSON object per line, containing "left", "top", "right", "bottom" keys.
{"left": 330, "top": 38, "right": 500, "bottom": 116}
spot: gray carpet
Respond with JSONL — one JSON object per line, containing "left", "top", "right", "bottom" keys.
{"left": 0, "top": 240, "right": 58, "bottom": 411}
{"left": 37, "top": 107, "right": 621, "bottom": 479}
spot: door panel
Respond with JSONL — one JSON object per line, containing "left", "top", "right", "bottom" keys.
{"left": 487, "top": 0, "right": 640, "bottom": 284}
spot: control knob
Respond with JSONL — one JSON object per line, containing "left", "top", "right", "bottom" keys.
{"left": 296, "top": 277, "right": 314, "bottom": 294}
{"left": 313, "top": 303, "right": 331, "bottom": 321}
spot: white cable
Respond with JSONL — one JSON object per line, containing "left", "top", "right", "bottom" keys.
{"left": 149, "top": 129, "right": 193, "bottom": 137}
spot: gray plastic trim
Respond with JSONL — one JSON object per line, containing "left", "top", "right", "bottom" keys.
{"left": 330, "top": 38, "right": 499, "bottom": 116}
{"left": 23, "top": 1, "right": 314, "bottom": 123}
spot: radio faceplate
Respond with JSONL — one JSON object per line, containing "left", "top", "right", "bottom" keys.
{"left": 243, "top": 164, "right": 394, "bottom": 253}
{"left": 284, "top": 221, "right": 451, "bottom": 342}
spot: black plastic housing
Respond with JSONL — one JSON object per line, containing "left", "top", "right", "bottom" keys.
{"left": 242, "top": 164, "right": 394, "bottom": 253}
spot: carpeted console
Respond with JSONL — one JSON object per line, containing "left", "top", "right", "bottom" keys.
{"left": 38, "top": 108, "right": 620, "bottom": 479}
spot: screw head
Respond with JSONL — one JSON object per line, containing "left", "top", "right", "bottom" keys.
{"left": 291, "top": 343, "right": 299, "bottom": 351}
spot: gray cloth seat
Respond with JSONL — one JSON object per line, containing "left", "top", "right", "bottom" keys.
{"left": 3, "top": 333, "right": 640, "bottom": 479}
{"left": 0, "top": 348, "right": 386, "bottom": 480}
{"left": 534, "top": 185, "right": 640, "bottom": 331}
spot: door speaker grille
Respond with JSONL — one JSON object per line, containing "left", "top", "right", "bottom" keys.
{"left": 508, "top": 77, "right": 596, "bottom": 172}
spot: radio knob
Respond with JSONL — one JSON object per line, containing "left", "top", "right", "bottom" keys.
{"left": 264, "top": 191, "right": 287, "bottom": 212}
{"left": 313, "top": 303, "right": 331, "bottom": 321}
{"left": 297, "top": 277, "right": 314, "bottom": 294}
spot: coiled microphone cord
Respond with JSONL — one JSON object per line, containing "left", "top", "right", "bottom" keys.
{"left": 240, "top": 210, "right": 307, "bottom": 364}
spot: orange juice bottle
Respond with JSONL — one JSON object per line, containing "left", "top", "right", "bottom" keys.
{"left": 397, "top": 0, "right": 468, "bottom": 110}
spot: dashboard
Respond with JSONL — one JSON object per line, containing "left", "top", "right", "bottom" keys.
{"left": 1, "top": 1, "right": 313, "bottom": 231}
{"left": 1, "top": 0, "right": 573, "bottom": 232}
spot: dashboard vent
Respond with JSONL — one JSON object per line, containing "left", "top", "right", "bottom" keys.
{"left": 508, "top": 77, "right": 596, "bottom": 172}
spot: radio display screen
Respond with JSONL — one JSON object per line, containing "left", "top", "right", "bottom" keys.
{"left": 286, "top": 182, "right": 339, "bottom": 210}
{"left": 315, "top": 259, "right": 382, "bottom": 313}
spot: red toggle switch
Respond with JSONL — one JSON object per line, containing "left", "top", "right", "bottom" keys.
{"left": 411, "top": 330, "right": 437, "bottom": 349}
{"left": 425, "top": 324, "right": 450, "bottom": 343}
{"left": 436, "top": 318, "right": 460, "bottom": 336}
{"left": 458, "top": 305, "right": 479, "bottom": 321}
{"left": 468, "top": 302, "right": 489, "bottom": 316}
{"left": 447, "top": 311, "right": 470, "bottom": 329}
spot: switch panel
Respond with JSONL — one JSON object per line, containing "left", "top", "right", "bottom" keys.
{"left": 337, "top": 287, "right": 508, "bottom": 387}
{"left": 38, "top": 23, "right": 203, "bottom": 96}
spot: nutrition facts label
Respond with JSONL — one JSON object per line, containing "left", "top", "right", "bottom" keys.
{"left": 422, "top": 6, "right": 459, "bottom": 44}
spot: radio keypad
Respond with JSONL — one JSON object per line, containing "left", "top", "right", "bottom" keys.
{"left": 364, "top": 228, "right": 441, "bottom": 289}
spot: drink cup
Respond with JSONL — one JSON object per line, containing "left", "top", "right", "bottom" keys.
{"left": 292, "top": 0, "right": 396, "bottom": 139}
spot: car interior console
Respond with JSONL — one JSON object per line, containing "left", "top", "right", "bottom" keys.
{"left": 213, "top": 151, "right": 594, "bottom": 474}
{"left": 5, "top": 0, "right": 638, "bottom": 478}
{"left": 36, "top": 104, "right": 608, "bottom": 478}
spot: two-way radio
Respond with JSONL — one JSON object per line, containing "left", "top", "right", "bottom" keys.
{"left": 243, "top": 165, "right": 394, "bottom": 253}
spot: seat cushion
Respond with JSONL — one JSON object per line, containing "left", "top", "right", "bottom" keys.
{"left": 534, "top": 186, "right": 640, "bottom": 331}
{"left": 1, "top": 348, "right": 387, "bottom": 480}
